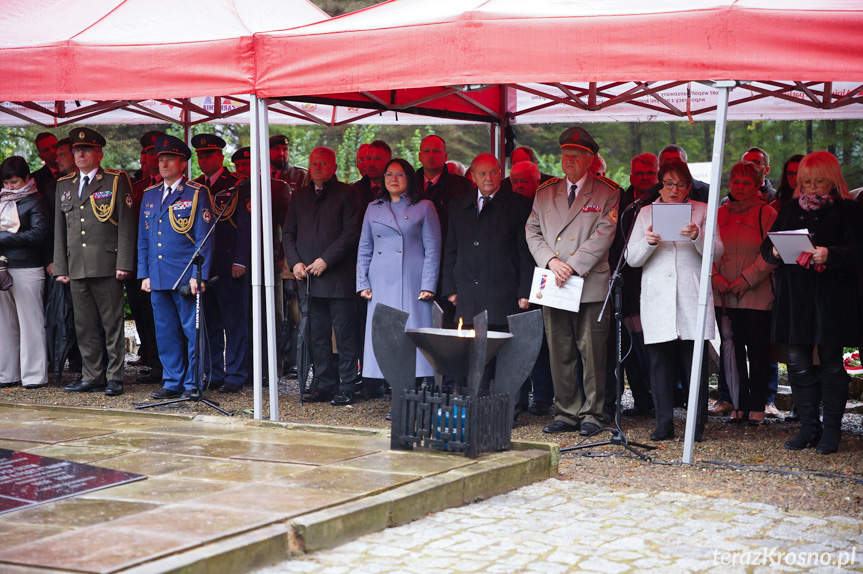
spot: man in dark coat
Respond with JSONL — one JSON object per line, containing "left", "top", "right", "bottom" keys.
{"left": 270, "top": 134, "right": 308, "bottom": 193}
{"left": 192, "top": 133, "right": 249, "bottom": 393}
{"left": 644, "top": 145, "right": 710, "bottom": 203}
{"left": 353, "top": 140, "right": 391, "bottom": 207}
{"left": 31, "top": 132, "right": 60, "bottom": 197}
{"left": 283, "top": 147, "right": 362, "bottom": 406}
{"left": 602, "top": 153, "right": 657, "bottom": 419}
{"left": 442, "top": 153, "right": 533, "bottom": 328}
{"left": 416, "top": 135, "right": 472, "bottom": 328}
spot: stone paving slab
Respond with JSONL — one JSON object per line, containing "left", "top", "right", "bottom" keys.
{"left": 0, "top": 404, "right": 554, "bottom": 574}
{"left": 255, "top": 479, "right": 863, "bottom": 574}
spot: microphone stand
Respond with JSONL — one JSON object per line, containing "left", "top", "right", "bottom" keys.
{"left": 135, "top": 184, "right": 238, "bottom": 416}
{"left": 561, "top": 195, "right": 655, "bottom": 460}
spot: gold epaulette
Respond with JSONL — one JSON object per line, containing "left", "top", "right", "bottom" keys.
{"left": 596, "top": 175, "right": 621, "bottom": 190}
{"left": 185, "top": 179, "right": 204, "bottom": 189}
{"left": 537, "top": 177, "right": 559, "bottom": 191}
{"left": 103, "top": 168, "right": 123, "bottom": 175}
{"left": 232, "top": 172, "right": 248, "bottom": 180}
{"left": 58, "top": 173, "right": 74, "bottom": 181}
{"left": 143, "top": 182, "right": 161, "bottom": 192}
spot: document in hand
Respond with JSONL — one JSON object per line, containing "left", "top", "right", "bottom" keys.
{"left": 527, "top": 266, "right": 584, "bottom": 313}
{"left": 652, "top": 203, "right": 692, "bottom": 242}
{"left": 767, "top": 229, "right": 815, "bottom": 263}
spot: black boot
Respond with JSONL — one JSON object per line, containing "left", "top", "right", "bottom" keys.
{"left": 816, "top": 381, "right": 849, "bottom": 455}
{"left": 784, "top": 404, "right": 822, "bottom": 450}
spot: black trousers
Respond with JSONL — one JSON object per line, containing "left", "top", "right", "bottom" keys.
{"left": 647, "top": 339, "right": 709, "bottom": 431}
{"left": 718, "top": 308, "right": 771, "bottom": 413}
{"left": 309, "top": 296, "right": 360, "bottom": 393}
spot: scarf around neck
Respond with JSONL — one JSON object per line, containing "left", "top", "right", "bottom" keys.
{"left": 798, "top": 191, "right": 835, "bottom": 212}
{"left": 0, "top": 177, "right": 38, "bottom": 233}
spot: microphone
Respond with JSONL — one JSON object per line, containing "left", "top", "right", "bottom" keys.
{"left": 628, "top": 189, "right": 660, "bottom": 210}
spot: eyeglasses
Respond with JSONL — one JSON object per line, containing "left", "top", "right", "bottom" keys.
{"left": 632, "top": 171, "right": 657, "bottom": 177}
{"left": 384, "top": 172, "right": 406, "bottom": 179}
{"left": 661, "top": 180, "right": 689, "bottom": 190}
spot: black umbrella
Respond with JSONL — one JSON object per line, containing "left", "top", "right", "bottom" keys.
{"left": 44, "top": 281, "right": 77, "bottom": 383}
{"left": 296, "top": 277, "right": 313, "bottom": 404}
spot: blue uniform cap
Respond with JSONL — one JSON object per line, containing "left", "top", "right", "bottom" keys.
{"left": 154, "top": 135, "right": 192, "bottom": 160}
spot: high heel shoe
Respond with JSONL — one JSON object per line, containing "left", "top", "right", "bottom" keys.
{"left": 748, "top": 412, "right": 764, "bottom": 426}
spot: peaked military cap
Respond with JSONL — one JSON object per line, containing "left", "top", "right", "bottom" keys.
{"left": 191, "top": 133, "right": 227, "bottom": 152}
{"left": 140, "top": 130, "right": 166, "bottom": 151}
{"left": 269, "top": 134, "right": 290, "bottom": 148}
{"left": 232, "top": 146, "right": 251, "bottom": 163}
{"left": 154, "top": 135, "right": 191, "bottom": 160}
{"left": 559, "top": 127, "right": 599, "bottom": 154}
{"left": 69, "top": 127, "right": 106, "bottom": 148}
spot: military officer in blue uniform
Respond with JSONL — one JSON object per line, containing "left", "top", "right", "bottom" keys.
{"left": 138, "top": 135, "right": 214, "bottom": 400}
{"left": 192, "top": 133, "right": 250, "bottom": 393}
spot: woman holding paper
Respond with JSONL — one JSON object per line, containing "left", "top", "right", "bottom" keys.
{"left": 712, "top": 161, "right": 778, "bottom": 425}
{"left": 626, "top": 159, "right": 724, "bottom": 442}
{"left": 761, "top": 151, "right": 863, "bottom": 455}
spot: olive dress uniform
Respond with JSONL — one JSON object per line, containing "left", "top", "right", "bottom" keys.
{"left": 53, "top": 129, "right": 135, "bottom": 392}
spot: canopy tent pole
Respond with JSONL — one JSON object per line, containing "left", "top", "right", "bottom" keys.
{"left": 250, "top": 95, "right": 264, "bottom": 419}
{"left": 183, "top": 109, "right": 192, "bottom": 179}
{"left": 682, "top": 80, "right": 736, "bottom": 463}
{"left": 257, "top": 98, "right": 279, "bottom": 421}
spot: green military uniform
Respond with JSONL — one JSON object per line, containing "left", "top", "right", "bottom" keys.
{"left": 53, "top": 128, "right": 136, "bottom": 393}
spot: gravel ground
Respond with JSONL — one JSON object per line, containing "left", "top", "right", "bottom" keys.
{"left": 4, "top": 357, "right": 862, "bottom": 519}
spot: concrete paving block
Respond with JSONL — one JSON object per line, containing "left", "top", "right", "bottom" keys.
{"left": 455, "top": 450, "right": 553, "bottom": 502}
{"left": 288, "top": 494, "right": 392, "bottom": 553}
{"left": 389, "top": 474, "right": 466, "bottom": 527}
{"left": 120, "top": 523, "right": 289, "bottom": 574}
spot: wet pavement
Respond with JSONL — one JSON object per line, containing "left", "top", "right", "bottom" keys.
{"left": 0, "top": 404, "right": 553, "bottom": 573}
{"left": 255, "top": 478, "right": 863, "bottom": 574}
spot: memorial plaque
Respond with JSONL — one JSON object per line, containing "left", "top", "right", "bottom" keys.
{"left": 0, "top": 449, "right": 145, "bottom": 514}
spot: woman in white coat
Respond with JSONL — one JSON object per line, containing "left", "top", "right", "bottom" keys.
{"left": 626, "top": 159, "right": 723, "bottom": 442}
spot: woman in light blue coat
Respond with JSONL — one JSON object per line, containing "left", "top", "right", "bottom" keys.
{"left": 357, "top": 158, "right": 441, "bottom": 386}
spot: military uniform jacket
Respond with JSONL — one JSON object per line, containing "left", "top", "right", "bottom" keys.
{"left": 137, "top": 177, "right": 214, "bottom": 290}
{"left": 525, "top": 175, "right": 620, "bottom": 304}
{"left": 194, "top": 170, "right": 250, "bottom": 279}
{"left": 53, "top": 167, "right": 136, "bottom": 279}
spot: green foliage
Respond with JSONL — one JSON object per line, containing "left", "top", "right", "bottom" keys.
{"left": 312, "top": 0, "right": 387, "bottom": 16}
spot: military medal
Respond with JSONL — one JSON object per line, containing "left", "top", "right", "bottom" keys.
{"left": 125, "top": 194, "right": 133, "bottom": 208}
{"left": 202, "top": 209, "right": 211, "bottom": 223}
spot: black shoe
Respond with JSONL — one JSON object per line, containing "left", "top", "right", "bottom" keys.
{"left": 64, "top": 380, "right": 107, "bottom": 393}
{"left": 650, "top": 426, "right": 675, "bottom": 441}
{"left": 528, "top": 401, "right": 552, "bottom": 416}
{"left": 218, "top": 383, "right": 242, "bottom": 393}
{"left": 150, "top": 388, "right": 182, "bottom": 400}
{"left": 302, "top": 389, "right": 334, "bottom": 403}
{"left": 127, "top": 356, "right": 147, "bottom": 366}
{"left": 105, "top": 381, "right": 124, "bottom": 396}
{"left": 331, "top": 391, "right": 355, "bottom": 406}
{"left": 182, "top": 389, "right": 202, "bottom": 400}
{"left": 0, "top": 382, "right": 18, "bottom": 388}
{"left": 542, "top": 420, "right": 578, "bottom": 434}
{"left": 285, "top": 366, "right": 298, "bottom": 378}
{"left": 579, "top": 422, "right": 602, "bottom": 436}
{"left": 622, "top": 407, "right": 654, "bottom": 417}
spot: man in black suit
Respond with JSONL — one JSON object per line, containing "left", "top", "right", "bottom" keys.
{"left": 442, "top": 153, "right": 534, "bottom": 414}
{"left": 442, "top": 154, "right": 533, "bottom": 327}
{"left": 32, "top": 132, "right": 60, "bottom": 196}
{"left": 283, "top": 147, "right": 362, "bottom": 406}
{"left": 647, "top": 145, "right": 710, "bottom": 203}
{"left": 353, "top": 140, "right": 390, "bottom": 207}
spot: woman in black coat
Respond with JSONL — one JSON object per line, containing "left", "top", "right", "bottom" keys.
{"left": 761, "top": 151, "right": 863, "bottom": 454}
{"left": 0, "top": 156, "right": 49, "bottom": 388}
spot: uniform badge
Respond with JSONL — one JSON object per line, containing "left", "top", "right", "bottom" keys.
{"left": 582, "top": 205, "right": 601, "bottom": 213}
{"left": 246, "top": 199, "right": 251, "bottom": 213}
{"left": 93, "top": 191, "right": 113, "bottom": 199}
{"left": 125, "top": 194, "right": 133, "bottom": 208}
{"left": 62, "top": 191, "right": 71, "bottom": 202}
{"left": 609, "top": 208, "right": 618, "bottom": 223}
{"left": 202, "top": 209, "right": 211, "bottom": 223}
{"left": 95, "top": 174, "right": 103, "bottom": 181}
{"left": 145, "top": 202, "right": 153, "bottom": 209}
{"left": 78, "top": 131, "right": 85, "bottom": 140}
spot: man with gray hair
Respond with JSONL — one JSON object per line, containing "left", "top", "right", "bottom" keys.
{"left": 509, "top": 161, "right": 541, "bottom": 200}
{"left": 651, "top": 144, "right": 709, "bottom": 203}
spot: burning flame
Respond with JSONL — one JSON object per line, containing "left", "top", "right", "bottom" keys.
{"left": 456, "top": 317, "right": 476, "bottom": 338}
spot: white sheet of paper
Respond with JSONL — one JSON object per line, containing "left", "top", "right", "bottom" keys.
{"left": 652, "top": 203, "right": 692, "bottom": 242}
{"left": 768, "top": 229, "right": 814, "bottom": 264}
{"left": 527, "top": 266, "right": 584, "bottom": 313}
